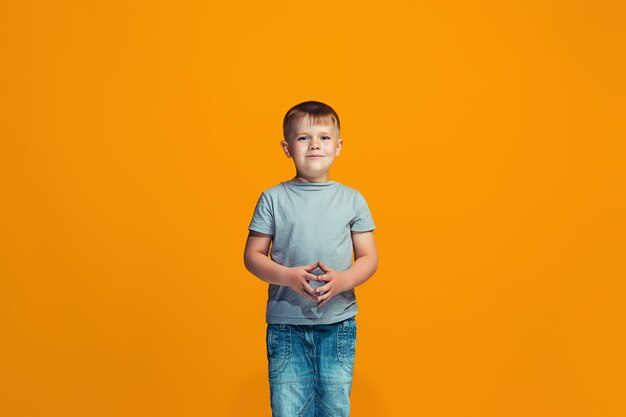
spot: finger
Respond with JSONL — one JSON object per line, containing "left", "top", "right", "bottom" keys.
{"left": 308, "top": 273, "right": 328, "bottom": 282}
{"left": 302, "top": 281, "right": 318, "bottom": 297}
{"left": 315, "top": 283, "right": 330, "bottom": 294}
{"left": 302, "top": 292, "right": 316, "bottom": 302}
{"left": 317, "top": 260, "right": 329, "bottom": 273}
{"left": 300, "top": 286, "right": 317, "bottom": 302}
{"left": 317, "top": 293, "right": 332, "bottom": 307}
{"left": 314, "top": 273, "right": 331, "bottom": 282}
{"left": 301, "top": 284, "right": 315, "bottom": 296}
{"left": 303, "top": 262, "right": 319, "bottom": 272}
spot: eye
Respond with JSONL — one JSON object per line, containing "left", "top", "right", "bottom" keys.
{"left": 297, "top": 136, "right": 308, "bottom": 141}
{"left": 321, "top": 136, "right": 331, "bottom": 140}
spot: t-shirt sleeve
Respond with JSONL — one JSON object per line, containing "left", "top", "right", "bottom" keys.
{"left": 248, "top": 192, "right": 274, "bottom": 235}
{"left": 350, "top": 191, "right": 376, "bottom": 232}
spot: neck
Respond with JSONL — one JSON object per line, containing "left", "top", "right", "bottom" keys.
{"left": 290, "top": 172, "right": 330, "bottom": 183}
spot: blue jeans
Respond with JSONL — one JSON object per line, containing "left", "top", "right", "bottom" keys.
{"left": 266, "top": 316, "right": 357, "bottom": 417}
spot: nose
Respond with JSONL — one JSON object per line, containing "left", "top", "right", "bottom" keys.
{"left": 308, "top": 137, "right": 321, "bottom": 149}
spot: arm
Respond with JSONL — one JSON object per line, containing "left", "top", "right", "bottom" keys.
{"left": 243, "top": 230, "right": 319, "bottom": 301}
{"left": 315, "top": 230, "right": 379, "bottom": 307}
{"left": 344, "top": 230, "right": 379, "bottom": 288}
{"left": 243, "top": 230, "right": 287, "bottom": 286}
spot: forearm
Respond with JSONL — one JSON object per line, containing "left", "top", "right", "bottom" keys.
{"left": 244, "top": 252, "right": 289, "bottom": 286}
{"left": 343, "top": 254, "right": 378, "bottom": 290}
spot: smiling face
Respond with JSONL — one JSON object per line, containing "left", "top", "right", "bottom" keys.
{"left": 280, "top": 116, "right": 343, "bottom": 183}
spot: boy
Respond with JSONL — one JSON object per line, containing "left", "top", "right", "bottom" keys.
{"left": 243, "top": 100, "right": 378, "bottom": 417}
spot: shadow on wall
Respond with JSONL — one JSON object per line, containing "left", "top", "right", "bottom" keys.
{"left": 229, "top": 369, "right": 384, "bottom": 416}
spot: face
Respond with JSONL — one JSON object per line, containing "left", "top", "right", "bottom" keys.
{"left": 280, "top": 117, "right": 343, "bottom": 182}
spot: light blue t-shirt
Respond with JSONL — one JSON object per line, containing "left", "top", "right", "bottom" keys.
{"left": 248, "top": 180, "right": 376, "bottom": 325}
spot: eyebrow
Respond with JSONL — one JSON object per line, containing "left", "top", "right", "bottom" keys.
{"left": 296, "top": 131, "right": 332, "bottom": 135}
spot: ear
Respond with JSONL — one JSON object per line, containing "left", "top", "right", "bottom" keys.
{"left": 280, "top": 140, "right": 293, "bottom": 158}
{"left": 335, "top": 138, "right": 343, "bottom": 157}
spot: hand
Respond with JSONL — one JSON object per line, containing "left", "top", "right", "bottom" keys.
{"left": 314, "top": 260, "right": 351, "bottom": 308}
{"left": 284, "top": 262, "right": 320, "bottom": 302}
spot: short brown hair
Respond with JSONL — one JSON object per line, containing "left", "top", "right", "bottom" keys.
{"left": 283, "top": 100, "right": 341, "bottom": 140}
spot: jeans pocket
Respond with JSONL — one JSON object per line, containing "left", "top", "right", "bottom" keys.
{"left": 337, "top": 317, "right": 357, "bottom": 375}
{"left": 266, "top": 324, "right": 291, "bottom": 378}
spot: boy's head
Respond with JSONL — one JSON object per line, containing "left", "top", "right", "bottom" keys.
{"left": 282, "top": 100, "right": 341, "bottom": 140}
{"left": 280, "top": 101, "right": 343, "bottom": 183}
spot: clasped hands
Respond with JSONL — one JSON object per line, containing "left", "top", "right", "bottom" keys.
{"left": 285, "top": 260, "right": 349, "bottom": 308}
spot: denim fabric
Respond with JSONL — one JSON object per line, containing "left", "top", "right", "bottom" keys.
{"left": 266, "top": 316, "right": 357, "bottom": 417}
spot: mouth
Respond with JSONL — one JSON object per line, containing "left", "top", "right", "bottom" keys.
{"left": 307, "top": 155, "right": 324, "bottom": 158}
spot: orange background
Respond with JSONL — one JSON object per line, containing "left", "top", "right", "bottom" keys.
{"left": 2, "top": 1, "right": 625, "bottom": 416}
